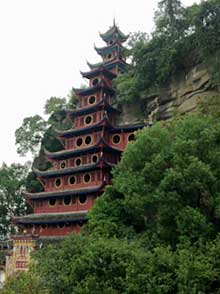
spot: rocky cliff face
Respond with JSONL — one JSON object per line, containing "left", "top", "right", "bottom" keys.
{"left": 118, "top": 63, "right": 219, "bottom": 125}
{"left": 145, "top": 63, "right": 219, "bottom": 122}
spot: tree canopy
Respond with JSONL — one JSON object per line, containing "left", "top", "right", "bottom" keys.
{"left": 115, "top": 0, "right": 220, "bottom": 104}
{"left": 4, "top": 96, "right": 220, "bottom": 293}
{"left": 0, "top": 163, "right": 30, "bottom": 239}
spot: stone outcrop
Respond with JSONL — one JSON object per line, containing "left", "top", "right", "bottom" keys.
{"left": 144, "top": 63, "right": 219, "bottom": 121}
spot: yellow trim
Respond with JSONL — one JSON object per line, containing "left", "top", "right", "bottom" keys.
{"left": 63, "top": 196, "right": 72, "bottom": 206}
{"left": 83, "top": 173, "right": 91, "bottom": 184}
{"left": 91, "top": 154, "right": 99, "bottom": 163}
{"left": 60, "top": 161, "right": 66, "bottom": 169}
{"left": 76, "top": 137, "right": 83, "bottom": 147}
{"left": 112, "top": 134, "right": 121, "bottom": 145}
{"left": 128, "top": 133, "right": 135, "bottom": 142}
{"left": 84, "top": 135, "right": 93, "bottom": 146}
{"left": 55, "top": 178, "right": 62, "bottom": 188}
{"left": 88, "top": 95, "right": 96, "bottom": 105}
{"left": 41, "top": 224, "right": 47, "bottom": 229}
{"left": 78, "top": 195, "right": 88, "bottom": 205}
{"left": 69, "top": 175, "right": 76, "bottom": 185}
{"left": 75, "top": 157, "right": 82, "bottom": 166}
{"left": 84, "top": 115, "right": 93, "bottom": 126}
{"left": 57, "top": 223, "right": 65, "bottom": 229}
{"left": 48, "top": 198, "right": 56, "bottom": 207}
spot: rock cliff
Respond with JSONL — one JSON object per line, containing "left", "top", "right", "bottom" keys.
{"left": 144, "top": 63, "right": 219, "bottom": 121}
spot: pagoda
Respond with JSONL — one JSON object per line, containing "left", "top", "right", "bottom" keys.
{"left": 8, "top": 22, "right": 144, "bottom": 274}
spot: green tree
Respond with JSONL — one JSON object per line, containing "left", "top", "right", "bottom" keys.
{"left": 0, "top": 163, "right": 30, "bottom": 238}
{"left": 44, "top": 97, "right": 67, "bottom": 115}
{"left": 15, "top": 115, "right": 47, "bottom": 157}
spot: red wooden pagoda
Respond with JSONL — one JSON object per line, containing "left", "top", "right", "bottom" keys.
{"left": 8, "top": 22, "right": 144, "bottom": 274}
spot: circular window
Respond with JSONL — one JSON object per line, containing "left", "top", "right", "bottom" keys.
{"left": 49, "top": 198, "right": 56, "bottom": 206}
{"left": 75, "top": 158, "right": 82, "bottom": 166}
{"left": 60, "top": 161, "right": 66, "bottom": 169}
{"left": 89, "top": 96, "right": 96, "bottom": 104}
{"left": 92, "top": 78, "right": 99, "bottom": 86}
{"left": 112, "top": 135, "right": 121, "bottom": 144}
{"left": 108, "top": 53, "right": 112, "bottom": 59}
{"left": 64, "top": 196, "right": 71, "bottom": 206}
{"left": 85, "top": 116, "right": 92, "bottom": 125}
{"left": 84, "top": 173, "right": 91, "bottom": 183}
{"left": 76, "top": 138, "right": 83, "bottom": 147}
{"left": 92, "top": 155, "right": 98, "bottom": 163}
{"left": 85, "top": 136, "right": 92, "bottom": 145}
{"left": 128, "top": 134, "right": 135, "bottom": 142}
{"left": 110, "top": 40, "right": 114, "bottom": 45}
{"left": 79, "top": 195, "right": 87, "bottom": 204}
{"left": 58, "top": 223, "right": 64, "bottom": 229}
{"left": 69, "top": 176, "right": 76, "bottom": 185}
{"left": 55, "top": 178, "right": 61, "bottom": 187}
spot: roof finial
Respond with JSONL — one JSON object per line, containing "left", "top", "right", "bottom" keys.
{"left": 113, "top": 17, "right": 116, "bottom": 27}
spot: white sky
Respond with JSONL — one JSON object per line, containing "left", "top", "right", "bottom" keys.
{"left": 0, "top": 0, "right": 199, "bottom": 165}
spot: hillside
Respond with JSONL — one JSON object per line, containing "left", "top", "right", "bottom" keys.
{"left": 3, "top": 0, "right": 220, "bottom": 293}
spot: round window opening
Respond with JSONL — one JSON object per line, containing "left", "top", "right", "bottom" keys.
{"left": 92, "top": 155, "right": 98, "bottom": 163}
{"left": 108, "top": 53, "right": 112, "bottom": 59}
{"left": 79, "top": 195, "right": 87, "bottom": 204}
{"left": 60, "top": 162, "right": 66, "bottom": 169}
{"left": 49, "top": 198, "right": 56, "bottom": 206}
{"left": 89, "top": 96, "right": 96, "bottom": 104}
{"left": 64, "top": 196, "right": 71, "bottom": 206}
{"left": 85, "top": 116, "right": 92, "bottom": 125}
{"left": 85, "top": 136, "right": 92, "bottom": 145}
{"left": 84, "top": 173, "right": 91, "bottom": 183}
{"left": 69, "top": 176, "right": 76, "bottom": 185}
{"left": 76, "top": 138, "right": 83, "bottom": 147}
{"left": 55, "top": 178, "right": 61, "bottom": 187}
{"left": 58, "top": 223, "right": 64, "bottom": 229}
{"left": 110, "top": 40, "right": 114, "bottom": 45}
{"left": 113, "top": 135, "right": 121, "bottom": 144}
{"left": 128, "top": 134, "right": 135, "bottom": 142}
{"left": 75, "top": 158, "right": 82, "bottom": 166}
{"left": 92, "top": 78, "right": 99, "bottom": 86}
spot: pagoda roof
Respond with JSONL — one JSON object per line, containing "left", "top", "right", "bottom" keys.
{"left": 100, "top": 23, "right": 129, "bottom": 43}
{"left": 44, "top": 137, "right": 123, "bottom": 160}
{"left": 109, "top": 123, "right": 145, "bottom": 133}
{"left": 55, "top": 119, "right": 144, "bottom": 138}
{"left": 80, "top": 66, "right": 116, "bottom": 80}
{"left": 14, "top": 211, "right": 88, "bottom": 225}
{"left": 24, "top": 183, "right": 105, "bottom": 200}
{"left": 66, "top": 99, "right": 120, "bottom": 117}
{"left": 87, "top": 57, "right": 126, "bottom": 71}
{"left": 74, "top": 80, "right": 114, "bottom": 96}
{"left": 94, "top": 42, "right": 123, "bottom": 56}
{"left": 55, "top": 116, "right": 112, "bottom": 138}
{"left": 33, "top": 158, "right": 115, "bottom": 178}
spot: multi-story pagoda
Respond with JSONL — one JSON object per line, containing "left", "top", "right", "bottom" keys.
{"left": 9, "top": 22, "right": 144, "bottom": 274}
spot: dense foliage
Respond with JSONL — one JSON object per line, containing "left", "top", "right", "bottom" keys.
{"left": 0, "top": 163, "right": 30, "bottom": 239}
{"left": 4, "top": 1, "right": 220, "bottom": 293}
{"left": 4, "top": 95, "right": 220, "bottom": 293}
{"left": 116, "top": 0, "right": 220, "bottom": 103}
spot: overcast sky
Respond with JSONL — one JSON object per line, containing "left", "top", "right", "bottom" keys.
{"left": 0, "top": 0, "right": 200, "bottom": 166}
